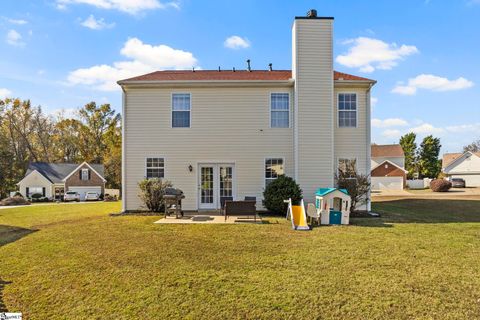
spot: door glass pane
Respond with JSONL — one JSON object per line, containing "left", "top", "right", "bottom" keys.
{"left": 201, "top": 167, "right": 214, "bottom": 204}
{"left": 220, "top": 167, "right": 233, "bottom": 198}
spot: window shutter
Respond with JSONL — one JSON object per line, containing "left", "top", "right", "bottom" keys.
{"left": 79, "top": 170, "right": 82, "bottom": 179}
{"left": 42, "top": 187, "right": 46, "bottom": 197}
{"left": 26, "top": 187, "right": 29, "bottom": 196}
{"left": 88, "top": 170, "right": 91, "bottom": 180}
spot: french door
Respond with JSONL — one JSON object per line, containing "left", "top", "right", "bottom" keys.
{"left": 198, "top": 164, "right": 235, "bottom": 210}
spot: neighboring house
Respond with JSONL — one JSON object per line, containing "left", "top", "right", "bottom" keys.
{"left": 371, "top": 144, "right": 407, "bottom": 190}
{"left": 442, "top": 151, "right": 480, "bottom": 187}
{"left": 118, "top": 10, "right": 376, "bottom": 212}
{"left": 17, "top": 162, "right": 106, "bottom": 200}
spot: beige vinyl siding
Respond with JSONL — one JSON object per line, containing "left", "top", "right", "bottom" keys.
{"left": 123, "top": 86, "right": 294, "bottom": 211}
{"left": 293, "top": 18, "right": 334, "bottom": 203}
{"left": 371, "top": 156, "right": 405, "bottom": 169}
{"left": 445, "top": 153, "right": 480, "bottom": 174}
{"left": 334, "top": 86, "right": 371, "bottom": 211}
{"left": 18, "top": 171, "right": 53, "bottom": 198}
{"left": 334, "top": 87, "right": 369, "bottom": 176}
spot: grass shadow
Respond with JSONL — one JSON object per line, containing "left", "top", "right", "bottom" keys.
{"left": 0, "top": 279, "right": 12, "bottom": 312}
{"left": 0, "top": 225, "right": 35, "bottom": 313}
{"left": 373, "top": 198, "right": 480, "bottom": 223}
{"left": 0, "top": 225, "right": 37, "bottom": 248}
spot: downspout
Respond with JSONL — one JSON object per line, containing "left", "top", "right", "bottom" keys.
{"left": 366, "top": 82, "right": 374, "bottom": 211}
{"left": 121, "top": 86, "right": 126, "bottom": 213}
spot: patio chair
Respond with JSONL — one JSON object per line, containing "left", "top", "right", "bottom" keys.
{"left": 220, "top": 196, "right": 233, "bottom": 213}
{"left": 306, "top": 203, "right": 320, "bottom": 226}
{"left": 224, "top": 200, "right": 257, "bottom": 222}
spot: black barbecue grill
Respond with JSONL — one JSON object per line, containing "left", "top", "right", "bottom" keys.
{"left": 164, "top": 188, "right": 185, "bottom": 218}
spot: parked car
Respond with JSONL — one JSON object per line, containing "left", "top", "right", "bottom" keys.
{"left": 451, "top": 178, "right": 466, "bottom": 188}
{"left": 64, "top": 191, "right": 80, "bottom": 202}
{"left": 85, "top": 192, "right": 100, "bottom": 201}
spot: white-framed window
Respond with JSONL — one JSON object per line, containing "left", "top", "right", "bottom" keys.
{"left": 28, "top": 187, "right": 43, "bottom": 197}
{"left": 172, "top": 93, "right": 191, "bottom": 128}
{"left": 338, "top": 93, "right": 357, "bottom": 128}
{"left": 265, "top": 158, "right": 284, "bottom": 186}
{"left": 81, "top": 168, "right": 89, "bottom": 181}
{"left": 146, "top": 158, "right": 165, "bottom": 179}
{"left": 270, "top": 93, "right": 289, "bottom": 128}
{"left": 338, "top": 158, "right": 357, "bottom": 178}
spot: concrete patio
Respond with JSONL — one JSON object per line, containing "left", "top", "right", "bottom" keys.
{"left": 154, "top": 211, "right": 262, "bottom": 224}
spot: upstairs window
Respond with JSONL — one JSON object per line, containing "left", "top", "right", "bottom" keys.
{"left": 172, "top": 93, "right": 191, "bottom": 128}
{"left": 338, "top": 93, "right": 357, "bottom": 128}
{"left": 81, "top": 168, "right": 89, "bottom": 181}
{"left": 265, "top": 158, "right": 284, "bottom": 186}
{"left": 271, "top": 93, "right": 289, "bottom": 128}
{"left": 146, "top": 158, "right": 164, "bottom": 179}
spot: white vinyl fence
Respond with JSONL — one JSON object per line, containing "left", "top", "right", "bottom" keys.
{"left": 406, "top": 178, "right": 432, "bottom": 189}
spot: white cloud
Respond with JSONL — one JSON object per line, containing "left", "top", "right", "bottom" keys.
{"left": 6, "top": 29, "right": 24, "bottom": 46}
{"left": 6, "top": 18, "right": 28, "bottom": 25}
{"left": 224, "top": 36, "right": 250, "bottom": 49}
{"left": 50, "top": 108, "right": 79, "bottom": 119}
{"left": 0, "top": 88, "right": 12, "bottom": 99}
{"left": 67, "top": 37, "right": 199, "bottom": 91}
{"left": 336, "top": 37, "right": 418, "bottom": 73}
{"left": 410, "top": 123, "right": 444, "bottom": 135}
{"left": 56, "top": 0, "right": 179, "bottom": 14}
{"left": 372, "top": 118, "right": 409, "bottom": 128}
{"left": 382, "top": 129, "right": 402, "bottom": 138}
{"left": 446, "top": 123, "right": 480, "bottom": 133}
{"left": 81, "top": 15, "right": 115, "bottom": 30}
{"left": 392, "top": 74, "right": 474, "bottom": 95}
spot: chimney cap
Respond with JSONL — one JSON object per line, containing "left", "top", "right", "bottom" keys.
{"left": 307, "top": 9, "right": 317, "bottom": 18}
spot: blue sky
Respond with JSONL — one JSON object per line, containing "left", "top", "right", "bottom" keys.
{"left": 1, "top": 0, "right": 479, "bottom": 153}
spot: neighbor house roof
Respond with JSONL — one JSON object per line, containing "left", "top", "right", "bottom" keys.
{"left": 118, "top": 70, "right": 375, "bottom": 83}
{"left": 25, "top": 162, "right": 105, "bottom": 183}
{"left": 371, "top": 144, "right": 405, "bottom": 158}
{"left": 443, "top": 152, "right": 480, "bottom": 168}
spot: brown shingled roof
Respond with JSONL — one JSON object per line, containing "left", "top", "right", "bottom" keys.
{"left": 371, "top": 144, "right": 405, "bottom": 158}
{"left": 443, "top": 152, "right": 480, "bottom": 168}
{"left": 118, "top": 70, "right": 374, "bottom": 83}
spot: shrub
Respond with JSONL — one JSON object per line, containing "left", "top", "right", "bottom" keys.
{"left": 138, "top": 178, "right": 173, "bottom": 212}
{"left": 104, "top": 194, "right": 118, "bottom": 202}
{"left": 0, "top": 196, "right": 31, "bottom": 206}
{"left": 430, "top": 179, "right": 452, "bottom": 192}
{"left": 31, "top": 193, "right": 43, "bottom": 199}
{"left": 335, "top": 166, "right": 370, "bottom": 212}
{"left": 263, "top": 175, "right": 302, "bottom": 215}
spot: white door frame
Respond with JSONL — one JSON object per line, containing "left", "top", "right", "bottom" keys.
{"left": 197, "top": 163, "right": 236, "bottom": 210}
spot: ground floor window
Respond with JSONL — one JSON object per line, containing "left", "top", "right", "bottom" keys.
{"left": 28, "top": 187, "right": 44, "bottom": 197}
{"left": 146, "top": 158, "right": 165, "bottom": 179}
{"left": 265, "top": 158, "right": 284, "bottom": 186}
{"left": 338, "top": 158, "right": 357, "bottom": 178}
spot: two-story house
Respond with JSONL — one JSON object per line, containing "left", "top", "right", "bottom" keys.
{"left": 118, "top": 10, "right": 376, "bottom": 212}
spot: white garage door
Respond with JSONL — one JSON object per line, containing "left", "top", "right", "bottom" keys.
{"left": 68, "top": 186, "right": 102, "bottom": 201}
{"left": 371, "top": 177, "right": 404, "bottom": 190}
{"left": 451, "top": 175, "right": 480, "bottom": 187}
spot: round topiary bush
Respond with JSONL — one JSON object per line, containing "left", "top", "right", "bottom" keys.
{"left": 263, "top": 175, "right": 302, "bottom": 215}
{"left": 430, "top": 179, "right": 452, "bottom": 192}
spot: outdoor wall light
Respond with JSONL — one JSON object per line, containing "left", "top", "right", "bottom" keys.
{"left": 188, "top": 165, "right": 193, "bottom": 172}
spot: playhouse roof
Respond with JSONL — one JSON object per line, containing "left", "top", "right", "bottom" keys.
{"left": 315, "top": 188, "right": 349, "bottom": 197}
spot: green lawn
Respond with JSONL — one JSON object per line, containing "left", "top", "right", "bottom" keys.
{"left": 1, "top": 199, "right": 480, "bottom": 319}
